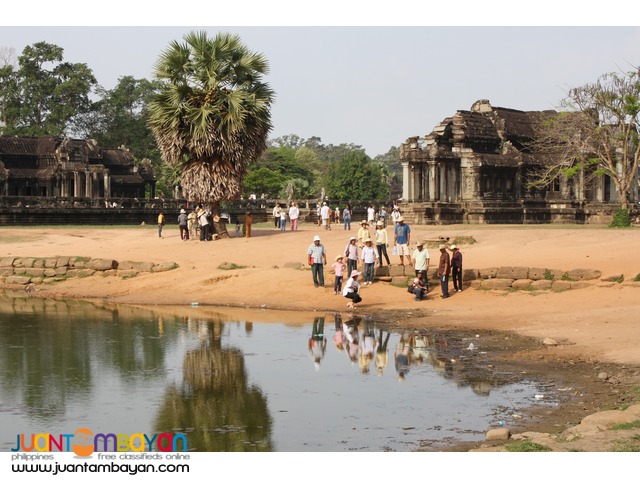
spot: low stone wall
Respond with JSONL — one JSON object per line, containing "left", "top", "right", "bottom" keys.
{"left": 374, "top": 264, "right": 639, "bottom": 291}
{"left": 0, "top": 256, "right": 178, "bottom": 288}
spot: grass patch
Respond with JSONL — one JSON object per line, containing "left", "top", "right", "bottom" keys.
{"left": 505, "top": 440, "right": 552, "bottom": 452}
{"left": 544, "top": 268, "right": 554, "bottom": 281}
{"left": 634, "top": 273, "right": 640, "bottom": 282}
{"left": 218, "top": 262, "right": 248, "bottom": 271}
{"left": 450, "top": 235, "right": 477, "bottom": 246}
{"left": 613, "top": 438, "right": 640, "bottom": 452}
{"left": 73, "top": 257, "right": 91, "bottom": 263}
{"left": 609, "top": 275, "right": 624, "bottom": 283}
{"left": 609, "top": 208, "right": 632, "bottom": 228}
{"left": 561, "top": 272, "right": 576, "bottom": 281}
{"left": 610, "top": 420, "right": 640, "bottom": 430}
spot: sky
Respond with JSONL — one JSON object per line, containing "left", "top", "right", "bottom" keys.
{"left": 2, "top": 3, "right": 640, "bottom": 159}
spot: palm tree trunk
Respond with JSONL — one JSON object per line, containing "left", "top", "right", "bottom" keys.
{"left": 209, "top": 200, "right": 230, "bottom": 238}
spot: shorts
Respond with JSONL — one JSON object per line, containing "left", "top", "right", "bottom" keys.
{"left": 396, "top": 243, "right": 410, "bottom": 256}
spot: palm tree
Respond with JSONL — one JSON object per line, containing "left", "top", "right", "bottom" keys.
{"left": 148, "top": 31, "right": 274, "bottom": 212}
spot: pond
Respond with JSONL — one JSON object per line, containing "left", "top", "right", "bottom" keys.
{"left": 0, "top": 297, "right": 558, "bottom": 452}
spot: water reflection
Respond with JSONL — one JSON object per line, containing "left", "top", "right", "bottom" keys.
{"left": 0, "top": 296, "right": 555, "bottom": 452}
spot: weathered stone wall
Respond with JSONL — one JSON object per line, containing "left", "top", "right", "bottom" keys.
{"left": 0, "top": 256, "right": 178, "bottom": 288}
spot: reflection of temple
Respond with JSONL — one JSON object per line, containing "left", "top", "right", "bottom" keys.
{"left": 399, "top": 99, "right": 637, "bottom": 224}
{"left": 0, "top": 136, "right": 156, "bottom": 198}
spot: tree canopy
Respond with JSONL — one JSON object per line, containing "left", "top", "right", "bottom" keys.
{"left": 148, "top": 31, "right": 274, "bottom": 205}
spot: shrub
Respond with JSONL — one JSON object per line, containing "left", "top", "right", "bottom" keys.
{"left": 505, "top": 440, "right": 552, "bottom": 452}
{"left": 609, "top": 208, "right": 631, "bottom": 228}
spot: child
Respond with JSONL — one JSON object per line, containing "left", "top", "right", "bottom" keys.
{"left": 332, "top": 255, "right": 346, "bottom": 295}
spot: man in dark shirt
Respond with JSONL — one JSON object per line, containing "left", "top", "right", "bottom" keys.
{"left": 437, "top": 244, "right": 451, "bottom": 298}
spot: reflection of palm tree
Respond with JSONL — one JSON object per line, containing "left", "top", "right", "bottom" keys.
{"left": 154, "top": 320, "right": 273, "bottom": 451}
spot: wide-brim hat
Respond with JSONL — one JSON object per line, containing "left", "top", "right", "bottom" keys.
{"left": 335, "top": 255, "right": 343, "bottom": 260}
{"left": 450, "top": 244, "right": 458, "bottom": 250}
{"left": 439, "top": 244, "right": 447, "bottom": 250}
{"left": 397, "top": 216, "right": 404, "bottom": 222}
{"left": 180, "top": 209, "right": 186, "bottom": 214}
{"left": 376, "top": 221, "right": 384, "bottom": 226}
{"left": 365, "top": 239, "right": 373, "bottom": 243}
{"left": 349, "top": 236, "right": 357, "bottom": 241}
{"left": 351, "top": 270, "right": 361, "bottom": 277}
{"left": 313, "top": 235, "right": 321, "bottom": 241}
{"left": 360, "top": 220, "right": 368, "bottom": 224}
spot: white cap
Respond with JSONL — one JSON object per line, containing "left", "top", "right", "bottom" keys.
{"left": 313, "top": 235, "right": 321, "bottom": 241}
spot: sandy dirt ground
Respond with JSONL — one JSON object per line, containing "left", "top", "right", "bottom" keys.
{"left": 2, "top": 221, "right": 640, "bottom": 451}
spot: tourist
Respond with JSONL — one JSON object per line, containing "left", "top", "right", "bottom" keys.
{"left": 376, "top": 329, "right": 390, "bottom": 377}
{"left": 360, "top": 239, "right": 378, "bottom": 285}
{"left": 344, "top": 236, "right": 359, "bottom": 278}
{"left": 157, "top": 210, "right": 165, "bottom": 239}
{"left": 393, "top": 216, "right": 411, "bottom": 266}
{"left": 367, "top": 205, "right": 376, "bottom": 227}
{"left": 343, "top": 203, "right": 352, "bottom": 231}
{"left": 342, "top": 270, "right": 362, "bottom": 310}
{"left": 316, "top": 204, "right": 322, "bottom": 226}
{"left": 198, "top": 207, "right": 209, "bottom": 241}
{"left": 289, "top": 202, "right": 300, "bottom": 231}
{"left": 332, "top": 254, "right": 347, "bottom": 295}
{"left": 395, "top": 333, "right": 411, "bottom": 381}
{"left": 320, "top": 202, "right": 331, "bottom": 230}
{"left": 273, "top": 203, "right": 281, "bottom": 229}
{"left": 437, "top": 244, "right": 451, "bottom": 298}
{"left": 178, "top": 208, "right": 189, "bottom": 241}
{"left": 374, "top": 221, "right": 391, "bottom": 266}
{"left": 411, "top": 241, "right": 430, "bottom": 278}
{"left": 244, "top": 212, "right": 253, "bottom": 238}
{"left": 334, "top": 206, "right": 340, "bottom": 225}
{"left": 379, "top": 207, "right": 388, "bottom": 227}
{"left": 187, "top": 208, "right": 198, "bottom": 239}
{"left": 307, "top": 235, "right": 327, "bottom": 288}
{"left": 359, "top": 319, "right": 376, "bottom": 375}
{"left": 308, "top": 317, "right": 327, "bottom": 371}
{"left": 279, "top": 207, "right": 287, "bottom": 231}
{"left": 451, "top": 245, "right": 463, "bottom": 292}
{"left": 409, "top": 271, "right": 428, "bottom": 301}
{"left": 391, "top": 207, "right": 401, "bottom": 226}
{"left": 357, "top": 219, "right": 370, "bottom": 247}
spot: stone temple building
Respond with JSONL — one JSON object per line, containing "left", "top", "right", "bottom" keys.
{"left": 399, "top": 99, "right": 637, "bottom": 224}
{"left": 0, "top": 136, "right": 156, "bottom": 199}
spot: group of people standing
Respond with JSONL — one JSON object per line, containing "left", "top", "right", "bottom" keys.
{"left": 271, "top": 203, "right": 301, "bottom": 231}
{"left": 158, "top": 205, "right": 215, "bottom": 241}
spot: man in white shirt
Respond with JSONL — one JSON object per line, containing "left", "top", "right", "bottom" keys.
{"left": 320, "top": 202, "right": 331, "bottom": 230}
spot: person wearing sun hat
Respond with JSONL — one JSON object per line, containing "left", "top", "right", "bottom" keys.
{"left": 342, "top": 269, "right": 362, "bottom": 310}
{"left": 344, "top": 236, "right": 359, "bottom": 277}
{"left": 357, "top": 219, "right": 370, "bottom": 247}
{"left": 360, "top": 238, "right": 379, "bottom": 285}
{"left": 393, "top": 216, "right": 411, "bottom": 266}
{"left": 332, "top": 254, "right": 347, "bottom": 295}
{"left": 178, "top": 208, "right": 189, "bottom": 240}
{"left": 307, "top": 235, "right": 327, "bottom": 288}
{"left": 437, "top": 244, "right": 451, "bottom": 298}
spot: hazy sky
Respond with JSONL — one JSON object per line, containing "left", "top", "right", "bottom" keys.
{"left": 2, "top": 4, "right": 640, "bottom": 157}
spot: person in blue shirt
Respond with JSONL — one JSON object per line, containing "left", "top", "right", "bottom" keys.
{"left": 393, "top": 216, "right": 411, "bottom": 266}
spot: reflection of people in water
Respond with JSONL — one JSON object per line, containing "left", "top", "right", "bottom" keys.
{"left": 343, "top": 317, "right": 361, "bottom": 363}
{"left": 358, "top": 319, "right": 376, "bottom": 375}
{"left": 375, "top": 329, "right": 390, "bottom": 377}
{"left": 394, "top": 333, "right": 412, "bottom": 381}
{"left": 308, "top": 317, "right": 327, "bottom": 371}
{"left": 333, "top": 314, "right": 345, "bottom": 351}
{"left": 411, "top": 334, "right": 430, "bottom": 364}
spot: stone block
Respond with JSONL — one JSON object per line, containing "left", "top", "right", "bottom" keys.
{"left": 116, "top": 270, "right": 138, "bottom": 278}
{"left": 152, "top": 262, "right": 178, "bottom": 273}
{"left": 31, "top": 277, "right": 44, "bottom": 285}
{"left": 5, "top": 275, "right": 31, "bottom": 285}
{"left": 485, "top": 428, "right": 511, "bottom": 441}
{"left": 497, "top": 266, "right": 529, "bottom": 280}
{"left": 462, "top": 269, "right": 478, "bottom": 281}
{"left": 0, "top": 257, "right": 16, "bottom": 267}
{"left": 391, "top": 276, "right": 408, "bottom": 284}
{"left": 478, "top": 267, "right": 498, "bottom": 279}
{"left": 469, "top": 280, "right": 483, "bottom": 289}
{"left": 13, "top": 267, "right": 26, "bottom": 274}
{"left": 67, "top": 269, "right": 95, "bottom": 278}
{"left": 54, "top": 267, "right": 67, "bottom": 276}
{"left": 118, "top": 260, "right": 154, "bottom": 272}
{"left": 567, "top": 268, "right": 601, "bottom": 281}
{"left": 482, "top": 278, "right": 514, "bottom": 290}
{"left": 0, "top": 267, "right": 14, "bottom": 277}
{"left": 15, "top": 258, "right": 35, "bottom": 268}
{"left": 44, "top": 258, "right": 58, "bottom": 268}
{"left": 512, "top": 279, "right": 533, "bottom": 289}
{"left": 32, "top": 259, "right": 44, "bottom": 268}
{"left": 377, "top": 276, "right": 392, "bottom": 282}
{"left": 571, "top": 281, "right": 592, "bottom": 290}
{"left": 388, "top": 265, "right": 406, "bottom": 276}
{"left": 375, "top": 265, "right": 390, "bottom": 277}
{"left": 551, "top": 280, "right": 572, "bottom": 292}
{"left": 530, "top": 279, "right": 552, "bottom": 290}
{"left": 43, "top": 269, "right": 57, "bottom": 277}
{"left": 283, "top": 262, "right": 303, "bottom": 270}
{"left": 55, "top": 257, "right": 70, "bottom": 268}
{"left": 102, "top": 270, "right": 118, "bottom": 277}
{"left": 87, "top": 259, "right": 118, "bottom": 271}
{"left": 24, "top": 268, "right": 45, "bottom": 277}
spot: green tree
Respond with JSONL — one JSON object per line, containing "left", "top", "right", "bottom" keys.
{"left": 148, "top": 31, "right": 274, "bottom": 211}
{"left": 530, "top": 68, "right": 640, "bottom": 213}
{"left": 326, "top": 150, "right": 390, "bottom": 201}
{"left": 1, "top": 42, "right": 97, "bottom": 136}
{"left": 243, "top": 167, "right": 287, "bottom": 198}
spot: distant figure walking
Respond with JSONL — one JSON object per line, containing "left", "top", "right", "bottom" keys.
{"left": 343, "top": 203, "right": 352, "bottom": 231}
{"left": 178, "top": 208, "right": 189, "bottom": 240}
{"left": 244, "top": 212, "right": 253, "bottom": 238}
{"left": 451, "top": 245, "right": 463, "bottom": 292}
{"left": 289, "top": 203, "right": 300, "bottom": 231}
{"left": 157, "top": 210, "right": 165, "bottom": 238}
{"left": 437, "top": 244, "right": 451, "bottom": 298}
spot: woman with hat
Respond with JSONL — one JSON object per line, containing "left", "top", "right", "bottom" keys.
{"left": 374, "top": 221, "right": 391, "bottom": 266}
{"left": 343, "top": 236, "right": 359, "bottom": 278}
{"left": 360, "top": 238, "right": 379, "bottom": 285}
{"left": 343, "top": 270, "right": 362, "bottom": 310}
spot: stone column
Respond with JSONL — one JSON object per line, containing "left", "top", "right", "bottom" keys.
{"left": 85, "top": 172, "right": 92, "bottom": 198}
{"left": 439, "top": 163, "right": 447, "bottom": 202}
{"left": 402, "top": 161, "right": 411, "bottom": 202}
{"left": 427, "top": 161, "right": 436, "bottom": 201}
{"left": 104, "top": 171, "right": 111, "bottom": 199}
{"left": 413, "top": 166, "right": 421, "bottom": 201}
